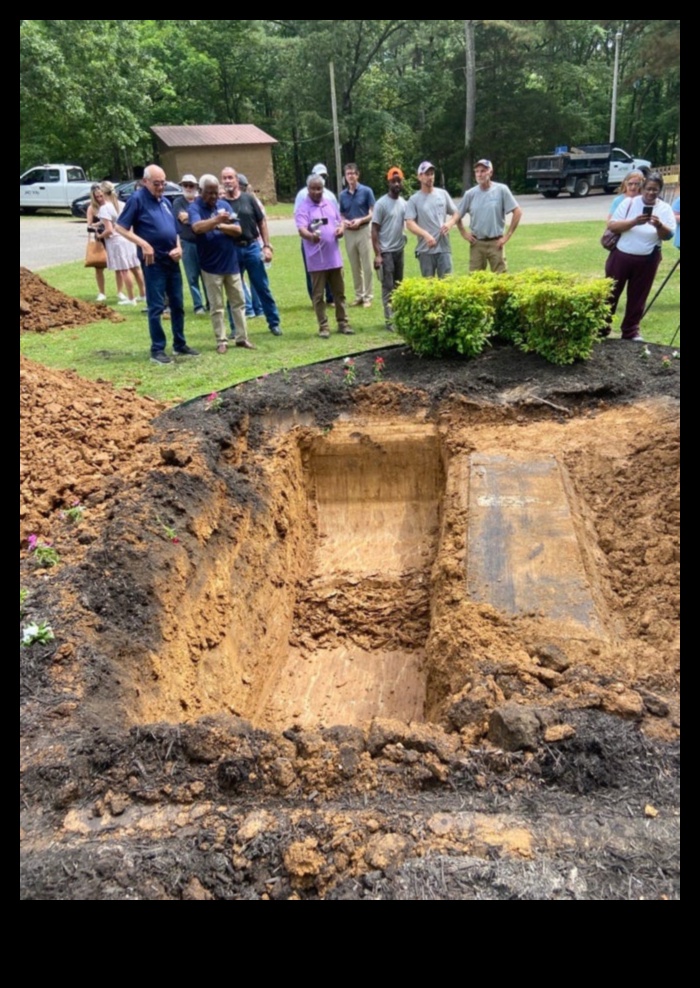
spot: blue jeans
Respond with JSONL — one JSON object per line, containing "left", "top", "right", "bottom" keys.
{"left": 243, "top": 275, "right": 263, "bottom": 316}
{"left": 234, "top": 242, "right": 280, "bottom": 330}
{"left": 181, "top": 240, "right": 207, "bottom": 311}
{"left": 142, "top": 257, "right": 186, "bottom": 354}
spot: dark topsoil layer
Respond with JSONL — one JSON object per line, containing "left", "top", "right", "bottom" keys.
{"left": 20, "top": 339, "right": 680, "bottom": 900}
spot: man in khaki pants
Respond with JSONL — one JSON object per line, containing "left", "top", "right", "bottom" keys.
{"left": 454, "top": 158, "right": 522, "bottom": 273}
{"left": 188, "top": 174, "right": 253, "bottom": 354}
{"left": 339, "top": 163, "right": 376, "bottom": 307}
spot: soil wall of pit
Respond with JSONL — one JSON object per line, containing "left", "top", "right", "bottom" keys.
{"left": 72, "top": 396, "right": 679, "bottom": 744}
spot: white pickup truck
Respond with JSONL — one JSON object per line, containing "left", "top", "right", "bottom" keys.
{"left": 20, "top": 164, "right": 93, "bottom": 213}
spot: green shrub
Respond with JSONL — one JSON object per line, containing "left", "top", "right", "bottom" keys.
{"left": 393, "top": 268, "right": 612, "bottom": 365}
{"left": 392, "top": 275, "right": 498, "bottom": 358}
{"left": 509, "top": 271, "right": 612, "bottom": 365}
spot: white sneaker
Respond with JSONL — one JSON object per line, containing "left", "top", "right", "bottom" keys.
{"left": 136, "top": 296, "right": 147, "bottom": 303}
{"left": 118, "top": 298, "right": 138, "bottom": 306}
{"left": 117, "top": 292, "right": 128, "bottom": 302}
{"left": 96, "top": 293, "right": 107, "bottom": 302}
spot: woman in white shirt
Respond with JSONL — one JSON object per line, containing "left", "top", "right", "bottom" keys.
{"left": 603, "top": 172, "right": 676, "bottom": 341}
{"left": 98, "top": 182, "right": 146, "bottom": 306}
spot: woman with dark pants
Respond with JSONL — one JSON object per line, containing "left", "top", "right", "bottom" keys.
{"left": 604, "top": 172, "right": 676, "bottom": 341}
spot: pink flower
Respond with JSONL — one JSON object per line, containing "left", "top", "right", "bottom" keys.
{"left": 27, "top": 534, "right": 38, "bottom": 551}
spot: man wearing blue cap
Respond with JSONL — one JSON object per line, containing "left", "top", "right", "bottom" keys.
{"left": 454, "top": 159, "right": 522, "bottom": 273}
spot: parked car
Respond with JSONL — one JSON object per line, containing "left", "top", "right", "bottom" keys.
{"left": 20, "top": 164, "right": 93, "bottom": 213}
{"left": 70, "top": 179, "right": 183, "bottom": 219}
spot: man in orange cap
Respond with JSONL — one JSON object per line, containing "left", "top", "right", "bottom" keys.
{"left": 371, "top": 167, "right": 407, "bottom": 330}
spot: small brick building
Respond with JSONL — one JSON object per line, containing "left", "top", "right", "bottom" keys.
{"left": 150, "top": 124, "right": 278, "bottom": 202}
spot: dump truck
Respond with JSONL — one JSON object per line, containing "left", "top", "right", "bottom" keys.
{"left": 526, "top": 145, "right": 652, "bottom": 198}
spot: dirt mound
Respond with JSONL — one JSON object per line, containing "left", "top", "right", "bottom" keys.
{"left": 20, "top": 356, "right": 163, "bottom": 545}
{"left": 20, "top": 267, "right": 123, "bottom": 333}
{"left": 20, "top": 342, "right": 681, "bottom": 900}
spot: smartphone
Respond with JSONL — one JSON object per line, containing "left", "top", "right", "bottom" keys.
{"left": 642, "top": 205, "right": 653, "bottom": 217}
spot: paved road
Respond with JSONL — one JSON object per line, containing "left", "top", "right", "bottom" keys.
{"left": 20, "top": 192, "right": 614, "bottom": 271}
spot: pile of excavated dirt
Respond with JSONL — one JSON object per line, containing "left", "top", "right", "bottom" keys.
{"left": 20, "top": 356, "right": 164, "bottom": 545}
{"left": 20, "top": 341, "right": 680, "bottom": 900}
{"left": 20, "top": 267, "right": 123, "bottom": 333}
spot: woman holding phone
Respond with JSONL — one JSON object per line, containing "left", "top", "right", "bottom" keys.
{"left": 603, "top": 172, "right": 676, "bottom": 341}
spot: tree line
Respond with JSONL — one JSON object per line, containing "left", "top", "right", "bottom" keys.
{"left": 20, "top": 20, "right": 680, "bottom": 199}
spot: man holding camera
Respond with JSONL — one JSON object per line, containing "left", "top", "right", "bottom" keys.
{"left": 296, "top": 174, "right": 352, "bottom": 338}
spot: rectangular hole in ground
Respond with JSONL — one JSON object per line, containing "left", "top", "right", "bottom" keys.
{"left": 252, "top": 425, "right": 445, "bottom": 730}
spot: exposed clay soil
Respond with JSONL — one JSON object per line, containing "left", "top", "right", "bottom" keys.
{"left": 20, "top": 280, "right": 680, "bottom": 899}
{"left": 20, "top": 267, "right": 123, "bottom": 333}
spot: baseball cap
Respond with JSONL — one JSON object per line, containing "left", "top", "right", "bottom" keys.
{"left": 417, "top": 161, "right": 435, "bottom": 175}
{"left": 475, "top": 159, "right": 493, "bottom": 169}
{"left": 237, "top": 174, "right": 249, "bottom": 187}
{"left": 180, "top": 174, "right": 198, "bottom": 185}
{"left": 387, "top": 167, "right": 404, "bottom": 180}
{"left": 312, "top": 163, "right": 329, "bottom": 177}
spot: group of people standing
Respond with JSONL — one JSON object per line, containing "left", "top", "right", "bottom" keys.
{"left": 603, "top": 170, "right": 679, "bottom": 342}
{"left": 295, "top": 157, "right": 522, "bottom": 338}
{"left": 86, "top": 183, "right": 145, "bottom": 306}
{"left": 110, "top": 164, "right": 282, "bottom": 364}
{"left": 98, "top": 155, "right": 678, "bottom": 362}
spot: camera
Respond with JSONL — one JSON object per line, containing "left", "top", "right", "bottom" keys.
{"left": 309, "top": 218, "right": 329, "bottom": 232}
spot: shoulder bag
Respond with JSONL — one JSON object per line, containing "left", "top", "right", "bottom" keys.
{"left": 85, "top": 230, "right": 107, "bottom": 269}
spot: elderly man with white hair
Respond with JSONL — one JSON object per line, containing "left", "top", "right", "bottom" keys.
{"left": 117, "top": 163, "right": 199, "bottom": 364}
{"left": 188, "top": 174, "right": 254, "bottom": 354}
{"left": 294, "top": 163, "right": 338, "bottom": 303}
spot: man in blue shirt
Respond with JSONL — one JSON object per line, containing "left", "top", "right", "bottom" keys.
{"left": 339, "top": 163, "right": 375, "bottom": 307}
{"left": 188, "top": 175, "right": 253, "bottom": 354}
{"left": 117, "top": 164, "right": 199, "bottom": 364}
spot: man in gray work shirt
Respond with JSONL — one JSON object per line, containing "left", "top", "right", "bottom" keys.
{"left": 454, "top": 158, "right": 522, "bottom": 273}
{"left": 405, "top": 161, "right": 458, "bottom": 278}
{"left": 371, "top": 166, "right": 407, "bottom": 329}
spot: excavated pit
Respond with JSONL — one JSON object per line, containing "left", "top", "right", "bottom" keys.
{"left": 20, "top": 343, "right": 681, "bottom": 900}
{"left": 111, "top": 401, "right": 678, "bottom": 737}
{"left": 259, "top": 424, "right": 443, "bottom": 729}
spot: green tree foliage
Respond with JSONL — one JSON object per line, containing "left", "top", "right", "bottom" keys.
{"left": 20, "top": 20, "right": 679, "bottom": 196}
{"left": 20, "top": 20, "right": 171, "bottom": 177}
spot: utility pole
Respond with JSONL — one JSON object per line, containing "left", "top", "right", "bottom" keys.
{"left": 329, "top": 60, "right": 343, "bottom": 199}
{"left": 463, "top": 20, "right": 476, "bottom": 188}
{"left": 609, "top": 30, "right": 623, "bottom": 144}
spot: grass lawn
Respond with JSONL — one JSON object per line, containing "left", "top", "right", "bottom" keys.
{"left": 21, "top": 221, "right": 680, "bottom": 405}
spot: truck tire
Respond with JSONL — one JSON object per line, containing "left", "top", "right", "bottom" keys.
{"left": 572, "top": 177, "right": 591, "bottom": 198}
{"left": 21, "top": 206, "right": 38, "bottom": 215}
{"left": 542, "top": 190, "right": 559, "bottom": 199}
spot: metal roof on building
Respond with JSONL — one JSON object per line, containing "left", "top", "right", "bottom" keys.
{"left": 151, "top": 124, "right": 277, "bottom": 147}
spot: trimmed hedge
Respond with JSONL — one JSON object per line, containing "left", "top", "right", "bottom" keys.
{"left": 392, "top": 268, "right": 613, "bottom": 365}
